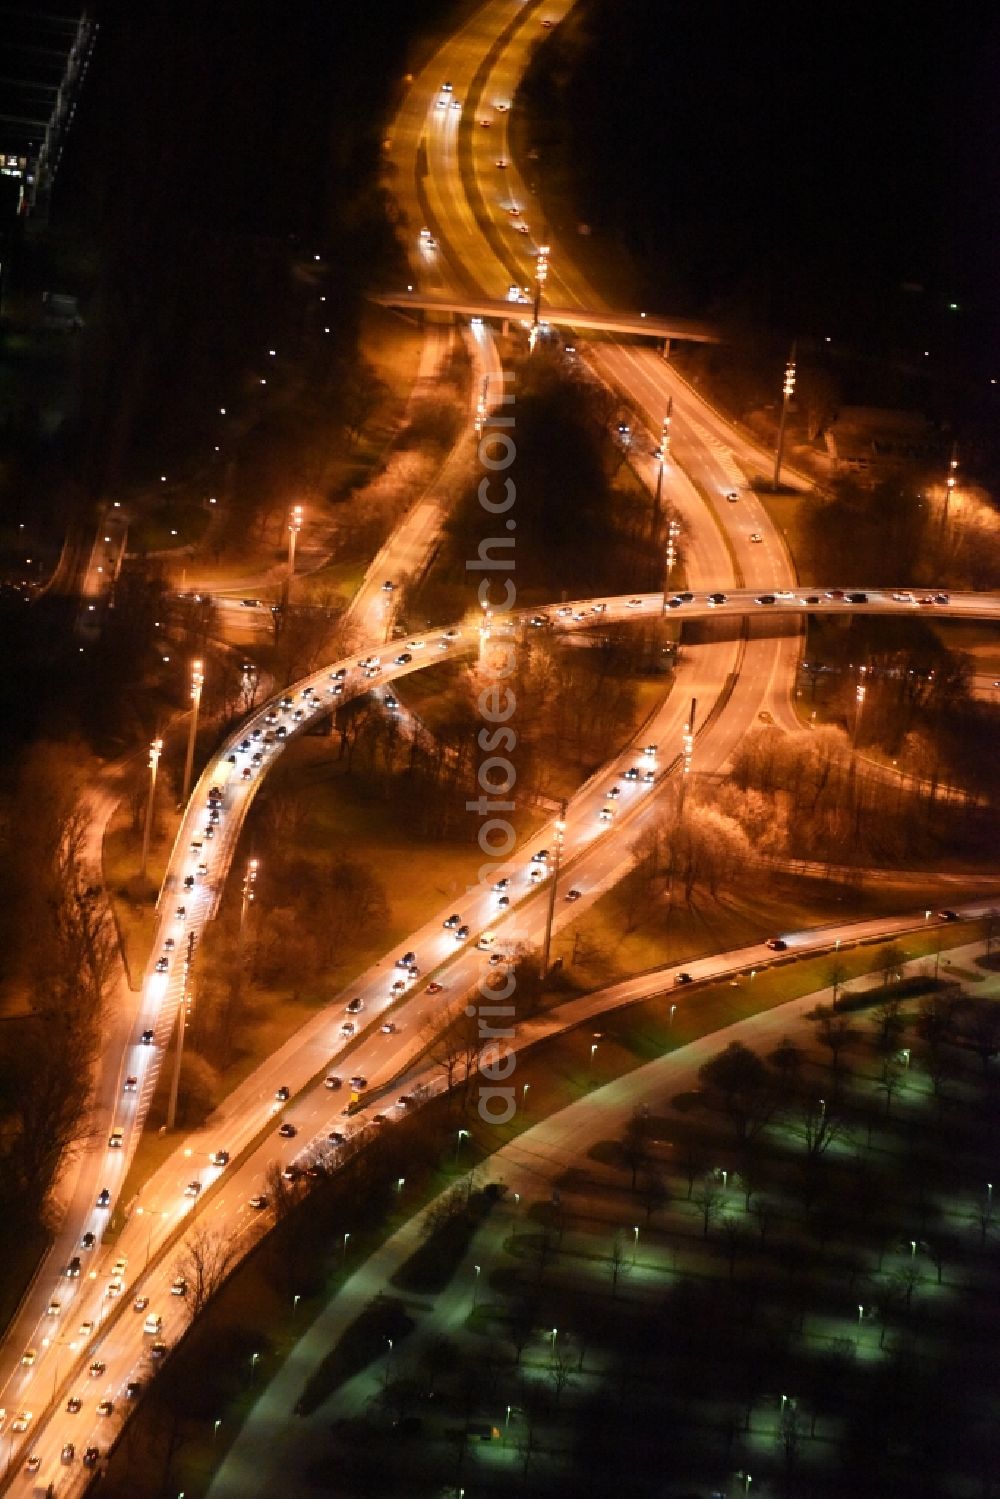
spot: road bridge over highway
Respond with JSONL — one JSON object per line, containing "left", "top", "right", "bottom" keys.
{"left": 371, "top": 290, "right": 720, "bottom": 345}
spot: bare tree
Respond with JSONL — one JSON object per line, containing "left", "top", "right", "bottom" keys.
{"left": 692, "top": 1176, "right": 724, "bottom": 1238}
{"left": 173, "top": 1223, "right": 239, "bottom": 1316}
{"left": 607, "top": 1232, "right": 630, "bottom": 1295}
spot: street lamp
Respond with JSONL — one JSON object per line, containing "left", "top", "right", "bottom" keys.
{"left": 541, "top": 800, "right": 568, "bottom": 976}
{"left": 455, "top": 1128, "right": 470, "bottom": 1163}
{"left": 287, "top": 503, "right": 303, "bottom": 590}
{"left": 532, "top": 243, "right": 550, "bottom": 334}
{"left": 676, "top": 698, "right": 697, "bottom": 823}
{"left": 943, "top": 442, "right": 958, "bottom": 529}
{"left": 772, "top": 341, "right": 796, "bottom": 491}
{"left": 473, "top": 1263, "right": 481, "bottom": 1307}
{"left": 292, "top": 1293, "right": 301, "bottom": 1317}
{"left": 250, "top": 1351, "right": 260, "bottom": 1380}
{"left": 478, "top": 600, "right": 493, "bottom": 666}
{"left": 213, "top": 1418, "right": 222, "bottom": 1442}
{"left": 662, "top": 519, "right": 680, "bottom": 610}
{"left": 474, "top": 375, "right": 489, "bottom": 435}
{"left": 240, "top": 857, "right": 258, "bottom": 936}
{"left": 181, "top": 659, "right": 204, "bottom": 805}
{"left": 633, "top": 1225, "right": 639, "bottom": 1262}
{"left": 342, "top": 1232, "right": 351, "bottom": 1263}
{"left": 140, "top": 737, "right": 163, "bottom": 881}
{"left": 853, "top": 665, "right": 867, "bottom": 748}
{"left": 654, "top": 399, "right": 673, "bottom": 523}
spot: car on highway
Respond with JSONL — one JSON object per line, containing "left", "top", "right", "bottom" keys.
{"left": 765, "top": 937, "right": 788, "bottom": 951}
{"left": 171, "top": 1277, "right": 188, "bottom": 1297}
{"left": 46, "top": 1299, "right": 61, "bottom": 1316}
{"left": 846, "top": 592, "right": 868, "bottom": 603}
{"left": 340, "top": 1021, "right": 356, "bottom": 1037}
{"left": 249, "top": 1195, "right": 267, "bottom": 1210}
{"left": 150, "top": 1341, "right": 168, "bottom": 1359}
{"left": 66, "top": 1397, "right": 82, "bottom": 1413}
{"left": 108, "top": 1126, "right": 124, "bottom": 1149}
{"left": 84, "top": 1445, "right": 100, "bottom": 1467}
{"left": 155, "top": 956, "right": 168, "bottom": 973}
{"left": 65, "top": 1255, "right": 81, "bottom": 1277}
{"left": 124, "top": 1074, "right": 138, "bottom": 1092}
{"left": 381, "top": 1021, "right": 397, "bottom": 1034}
{"left": 89, "top": 1360, "right": 106, "bottom": 1377}
{"left": 325, "top": 1075, "right": 342, "bottom": 1090}
{"left": 11, "top": 1410, "right": 32, "bottom": 1432}
{"left": 497, "top": 895, "right": 510, "bottom": 909}
{"left": 211, "top": 1149, "right": 230, "bottom": 1167}
{"left": 674, "top": 971, "right": 694, "bottom": 985}
{"left": 278, "top": 1122, "right": 297, "bottom": 1138}
{"left": 133, "top": 1295, "right": 149, "bottom": 1312}
{"left": 443, "top": 913, "right": 461, "bottom": 929}
{"left": 598, "top": 806, "right": 614, "bottom": 822}
{"left": 708, "top": 591, "right": 727, "bottom": 605}
{"left": 756, "top": 594, "right": 776, "bottom": 605}
{"left": 24, "top": 1455, "right": 40, "bottom": 1474}
{"left": 800, "top": 594, "right": 821, "bottom": 605}
{"left": 627, "top": 597, "right": 643, "bottom": 607}
{"left": 126, "top": 1380, "right": 142, "bottom": 1399}
{"left": 937, "top": 909, "right": 960, "bottom": 921}
{"left": 349, "top": 1075, "right": 367, "bottom": 1091}
{"left": 275, "top": 1086, "right": 290, "bottom": 1102}
{"left": 396, "top": 950, "right": 416, "bottom": 968}
{"left": 749, "top": 532, "right": 763, "bottom": 544}
{"left": 82, "top": 1231, "right": 96, "bottom": 1249}
{"left": 425, "top": 980, "right": 445, "bottom": 997}
{"left": 390, "top": 978, "right": 407, "bottom": 995}
{"left": 141, "top": 1029, "right": 155, "bottom": 1045}
{"left": 455, "top": 924, "right": 470, "bottom": 940}
{"left": 61, "top": 1443, "right": 75, "bottom": 1464}
{"left": 97, "top": 1188, "right": 111, "bottom": 1208}
{"left": 346, "top": 996, "right": 365, "bottom": 1013}
{"left": 184, "top": 1180, "right": 202, "bottom": 1198}
{"left": 565, "top": 889, "right": 582, "bottom": 902}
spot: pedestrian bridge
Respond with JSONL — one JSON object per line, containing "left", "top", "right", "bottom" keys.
{"left": 370, "top": 290, "right": 720, "bottom": 345}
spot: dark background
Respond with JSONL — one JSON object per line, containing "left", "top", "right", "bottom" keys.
{"left": 532, "top": 0, "right": 999, "bottom": 392}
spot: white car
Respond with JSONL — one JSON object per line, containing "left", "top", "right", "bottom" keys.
{"left": 749, "top": 532, "right": 763, "bottom": 544}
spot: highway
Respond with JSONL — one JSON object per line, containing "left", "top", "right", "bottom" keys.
{"left": 2, "top": 587, "right": 997, "bottom": 1491}
{"left": 2, "top": 1, "right": 997, "bottom": 1489}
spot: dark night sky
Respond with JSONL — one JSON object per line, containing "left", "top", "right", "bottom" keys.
{"left": 561, "top": 0, "right": 999, "bottom": 378}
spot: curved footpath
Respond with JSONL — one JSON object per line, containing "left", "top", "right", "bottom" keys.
{"left": 210, "top": 934, "right": 999, "bottom": 1496}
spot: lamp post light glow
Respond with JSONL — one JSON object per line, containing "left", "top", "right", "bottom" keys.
{"left": 943, "top": 442, "right": 959, "bottom": 529}
{"left": 474, "top": 375, "right": 489, "bottom": 435}
{"left": 181, "top": 660, "right": 204, "bottom": 804}
{"left": 241, "top": 857, "right": 258, "bottom": 935}
{"left": 662, "top": 518, "right": 680, "bottom": 610}
{"left": 532, "top": 243, "right": 550, "bottom": 333}
{"left": 541, "top": 800, "right": 568, "bottom": 975}
{"left": 478, "top": 600, "right": 493, "bottom": 665}
{"left": 140, "top": 737, "right": 163, "bottom": 881}
{"left": 654, "top": 398, "right": 673, "bottom": 522}
{"left": 853, "top": 666, "right": 867, "bottom": 748}
{"left": 342, "top": 1232, "right": 351, "bottom": 1263}
{"left": 455, "top": 1128, "right": 470, "bottom": 1163}
{"left": 772, "top": 341, "right": 797, "bottom": 490}
{"left": 287, "top": 503, "right": 303, "bottom": 582}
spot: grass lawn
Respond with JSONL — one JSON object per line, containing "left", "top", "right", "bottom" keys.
{"left": 551, "top": 866, "right": 997, "bottom": 995}
{"left": 131, "top": 498, "right": 211, "bottom": 555}
{"left": 755, "top": 486, "right": 816, "bottom": 581}
{"left": 271, "top": 738, "right": 544, "bottom": 941}
{"left": 926, "top": 618, "right": 1000, "bottom": 674}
